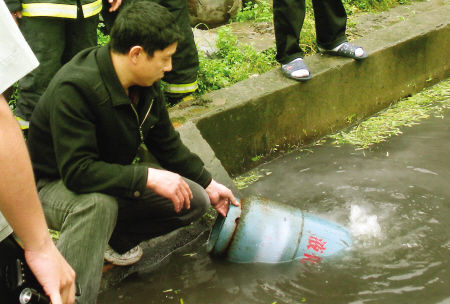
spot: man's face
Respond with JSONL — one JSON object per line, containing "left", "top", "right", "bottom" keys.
{"left": 134, "top": 42, "right": 177, "bottom": 87}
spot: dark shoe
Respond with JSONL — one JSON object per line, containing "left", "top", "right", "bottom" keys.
{"left": 319, "top": 42, "right": 368, "bottom": 60}
{"left": 281, "top": 58, "right": 312, "bottom": 81}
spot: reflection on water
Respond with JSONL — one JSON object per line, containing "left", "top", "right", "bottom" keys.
{"left": 98, "top": 108, "right": 449, "bottom": 304}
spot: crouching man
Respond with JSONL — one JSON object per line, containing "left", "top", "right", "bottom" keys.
{"left": 27, "top": 2, "right": 238, "bottom": 303}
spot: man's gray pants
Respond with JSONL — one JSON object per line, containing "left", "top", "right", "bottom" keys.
{"left": 37, "top": 179, "right": 209, "bottom": 304}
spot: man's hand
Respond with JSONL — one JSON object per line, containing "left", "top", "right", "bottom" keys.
{"left": 205, "top": 179, "right": 239, "bottom": 217}
{"left": 11, "top": 11, "right": 22, "bottom": 24}
{"left": 147, "top": 168, "right": 193, "bottom": 213}
{"left": 108, "top": 0, "right": 122, "bottom": 12}
{"left": 24, "top": 238, "right": 76, "bottom": 304}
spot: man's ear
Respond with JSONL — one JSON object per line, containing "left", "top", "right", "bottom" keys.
{"left": 128, "top": 46, "right": 144, "bottom": 64}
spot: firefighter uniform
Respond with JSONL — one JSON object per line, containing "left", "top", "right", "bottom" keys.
{"left": 5, "top": 0, "right": 102, "bottom": 121}
{"left": 273, "top": 0, "right": 348, "bottom": 64}
{"left": 102, "top": 0, "right": 199, "bottom": 104}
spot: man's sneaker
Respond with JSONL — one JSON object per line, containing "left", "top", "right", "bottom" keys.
{"left": 104, "top": 244, "right": 143, "bottom": 266}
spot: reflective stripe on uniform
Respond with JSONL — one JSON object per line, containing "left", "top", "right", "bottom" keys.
{"left": 164, "top": 81, "right": 198, "bottom": 94}
{"left": 82, "top": 0, "right": 102, "bottom": 18}
{"left": 22, "top": 2, "right": 78, "bottom": 18}
{"left": 21, "top": 0, "right": 102, "bottom": 18}
{"left": 15, "top": 115, "right": 29, "bottom": 130}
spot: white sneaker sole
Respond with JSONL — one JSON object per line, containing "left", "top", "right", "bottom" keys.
{"left": 104, "top": 246, "right": 143, "bottom": 266}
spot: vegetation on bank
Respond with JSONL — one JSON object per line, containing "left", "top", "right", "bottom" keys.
{"left": 197, "top": 27, "right": 277, "bottom": 94}
{"left": 328, "top": 79, "right": 450, "bottom": 149}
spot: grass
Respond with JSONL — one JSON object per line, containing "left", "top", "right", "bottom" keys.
{"left": 197, "top": 26, "right": 277, "bottom": 95}
{"left": 233, "top": 0, "right": 273, "bottom": 23}
{"left": 328, "top": 79, "right": 450, "bottom": 149}
{"left": 7, "top": 83, "right": 18, "bottom": 110}
{"left": 234, "top": 168, "right": 272, "bottom": 189}
{"left": 97, "top": 22, "right": 110, "bottom": 46}
{"left": 234, "top": 169, "right": 265, "bottom": 189}
{"left": 342, "top": 0, "right": 410, "bottom": 13}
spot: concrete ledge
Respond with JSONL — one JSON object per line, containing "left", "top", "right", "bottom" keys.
{"left": 172, "top": 5, "right": 449, "bottom": 176}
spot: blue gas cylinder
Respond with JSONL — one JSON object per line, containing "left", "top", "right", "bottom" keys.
{"left": 207, "top": 196, "right": 352, "bottom": 264}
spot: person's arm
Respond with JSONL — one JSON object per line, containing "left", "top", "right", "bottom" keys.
{"left": 0, "top": 95, "right": 75, "bottom": 304}
{"left": 142, "top": 91, "right": 238, "bottom": 214}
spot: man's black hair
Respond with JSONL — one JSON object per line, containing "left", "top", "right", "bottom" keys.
{"left": 110, "top": 1, "right": 183, "bottom": 56}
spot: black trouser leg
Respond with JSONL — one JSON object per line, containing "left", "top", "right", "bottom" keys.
{"left": 273, "top": 0, "right": 348, "bottom": 64}
{"left": 100, "top": 0, "right": 117, "bottom": 32}
{"left": 16, "top": 16, "right": 98, "bottom": 121}
{"left": 16, "top": 17, "right": 66, "bottom": 120}
{"left": 154, "top": 0, "right": 199, "bottom": 95}
{"left": 273, "top": 0, "right": 306, "bottom": 64}
{"left": 65, "top": 15, "right": 99, "bottom": 62}
{"left": 312, "top": 0, "right": 348, "bottom": 49}
{"left": 109, "top": 178, "right": 209, "bottom": 254}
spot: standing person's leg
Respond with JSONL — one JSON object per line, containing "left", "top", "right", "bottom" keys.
{"left": 273, "top": 0, "right": 306, "bottom": 64}
{"left": 65, "top": 14, "right": 99, "bottom": 63}
{"left": 313, "top": 0, "right": 367, "bottom": 59}
{"left": 38, "top": 180, "right": 118, "bottom": 304}
{"left": 108, "top": 178, "right": 209, "bottom": 254}
{"left": 273, "top": 0, "right": 311, "bottom": 81}
{"left": 15, "top": 17, "right": 65, "bottom": 121}
{"left": 100, "top": 0, "right": 118, "bottom": 32}
{"left": 154, "top": 0, "right": 199, "bottom": 105}
{"left": 312, "top": 0, "right": 347, "bottom": 49}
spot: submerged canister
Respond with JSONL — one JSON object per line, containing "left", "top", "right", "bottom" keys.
{"left": 207, "top": 196, "right": 352, "bottom": 264}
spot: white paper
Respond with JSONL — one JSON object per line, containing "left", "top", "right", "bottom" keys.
{"left": 0, "top": 0, "right": 39, "bottom": 93}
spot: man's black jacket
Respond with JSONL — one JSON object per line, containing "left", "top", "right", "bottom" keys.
{"left": 27, "top": 45, "right": 212, "bottom": 200}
